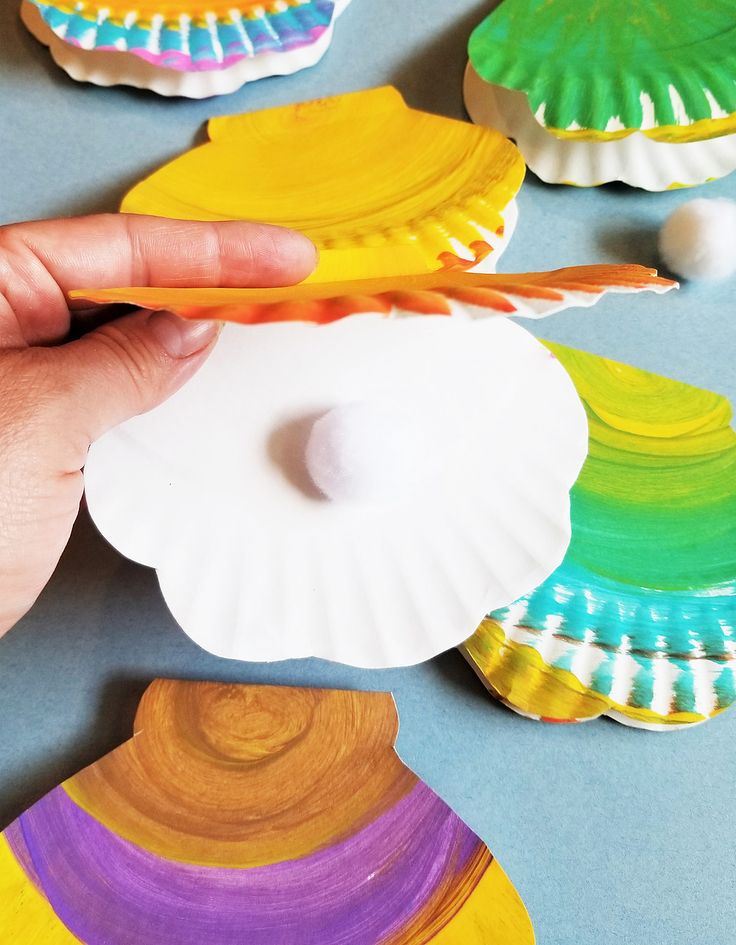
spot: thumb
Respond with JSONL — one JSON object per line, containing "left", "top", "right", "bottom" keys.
{"left": 56, "top": 308, "right": 220, "bottom": 455}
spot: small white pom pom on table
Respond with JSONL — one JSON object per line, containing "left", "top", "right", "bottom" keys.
{"left": 659, "top": 198, "right": 736, "bottom": 280}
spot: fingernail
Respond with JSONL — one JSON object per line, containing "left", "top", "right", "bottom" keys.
{"left": 299, "top": 233, "right": 320, "bottom": 270}
{"left": 148, "top": 311, "right": 221, "bottom": 359}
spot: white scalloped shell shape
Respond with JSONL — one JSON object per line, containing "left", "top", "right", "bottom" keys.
{"left": 21, "top": 0, "right": 352, "bottom": 98}
{"left": 464, "top": 64, "right": 736, "bottom": 190}
{"left": 84, "top": 314, "right": 588, "bottom": 668}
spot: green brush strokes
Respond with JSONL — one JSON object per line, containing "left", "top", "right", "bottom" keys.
{"left": 489, "top": 343, "right": 736, "bottom": 713}
{"left": 557, "top": 342, "right": 736, "bottom": 592}
{"left": 469, "top": 0, "right": 736, "bottom": 132}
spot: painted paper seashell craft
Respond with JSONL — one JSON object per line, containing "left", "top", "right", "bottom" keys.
{"left": 463, "top": 344, "right": 736, "bottom": 730}
{"left": 20, "top": 0, "right": 352, "bottom": 97}
{"left": 464, "top": 0, "right": 736, "bottom": 189}
{"left": 66, "top": 88, "right": 676, "bottom": 669}
{"left": 0, "top": 680, "right": 535, "bottom": 943}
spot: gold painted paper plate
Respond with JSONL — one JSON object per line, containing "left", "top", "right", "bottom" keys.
{"left": 0, "top": 680, "right": 535, "bottom": 943}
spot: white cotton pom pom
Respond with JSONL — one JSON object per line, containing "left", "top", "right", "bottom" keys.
{"left": 305, "top": 402, "right": 427, "bottom": 502}
{"left": 659, "top": 198, "right": 736, "bottom": 280}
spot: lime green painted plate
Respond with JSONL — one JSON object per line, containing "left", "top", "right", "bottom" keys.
{"left": 468, "top": 0, "right": 736, "bottom": 141}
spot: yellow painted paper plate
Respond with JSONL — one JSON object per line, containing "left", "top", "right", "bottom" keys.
{"left": 0, "top": 680, "right": 535, "bottom": 943}
{"left": 462, "top": 343, "right": 736, "bottom": 731}
{"left": 120, "top": 86, "right": 526, "bottom": 271}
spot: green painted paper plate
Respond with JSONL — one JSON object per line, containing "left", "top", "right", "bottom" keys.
{"left": 468, "top": 0, "right": 736, "bottom": 142}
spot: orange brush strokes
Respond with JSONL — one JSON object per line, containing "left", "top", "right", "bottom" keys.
{"left": 71, "top": 264, "right": 675, "bottom": 325}
{"left": 436, "top": 241, "right": 494, "bottom": 271}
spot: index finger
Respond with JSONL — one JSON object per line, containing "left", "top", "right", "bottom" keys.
{"left": 0, "top": 214, "right": 317, "bottom": 347}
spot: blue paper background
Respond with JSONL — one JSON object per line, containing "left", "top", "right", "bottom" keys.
{"left": 1, "top": 2, "right": 735, "bottom": 942}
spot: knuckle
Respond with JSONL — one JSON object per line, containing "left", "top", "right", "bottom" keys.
{"left": 176, "top": 224, "right": 224, "bottom": 285}
{"left": 85, "top": 322, "right": 162, "bottom": 409}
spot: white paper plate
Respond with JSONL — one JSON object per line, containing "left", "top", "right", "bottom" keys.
{"left": 464, "top": 63, "right": 736, "bottom": 190}
{"left": 85, "top": 314, "right": 588, "bottom": 668}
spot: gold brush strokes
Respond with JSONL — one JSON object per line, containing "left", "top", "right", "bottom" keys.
{"left": 381, "top": 847, "right": 534, "bottom": 945}
{"left": 463, "top": 619, "right": 713, "bottom": 727}
{"left": 385, "top": 842, "right": 492, "bottom": 945}
{"left": 120, "top": 86, "right": 525, "bottom": 266}
{"left": 431, "top": 860, "right": 535, "bottom": 945}
{"left": 64, "top": 680, "right": 418, "bottom": 868}
{"left": 0, "top": 835, "right": 82, "bottom": 943}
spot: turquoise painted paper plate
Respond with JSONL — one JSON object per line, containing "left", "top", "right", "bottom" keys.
{"left": 21, "top": 0, "right": 352, "bottom": 97}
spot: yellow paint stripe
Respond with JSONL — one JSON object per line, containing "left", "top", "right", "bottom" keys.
{"left": 546, "top": 114, "right": 736, "bottom": 144}
{"left": 464, "top": 620, "right": 712, "bottom": 727}
{"left": 432, "top": 859, "right": 535, "bottom": 944}
{"left": 0, "top": 834, "right": 82, "bottom": 943}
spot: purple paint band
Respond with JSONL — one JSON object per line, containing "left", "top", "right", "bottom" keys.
{"left": 117, "top": 27, "right": 327, "bottom": 72}
{"left": 10, "top": 782, "right": 488, "bottom": 945}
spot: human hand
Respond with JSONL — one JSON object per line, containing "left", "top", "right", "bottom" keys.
{"left": 0, "top": 214, "right": 316, "bottom": 637}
